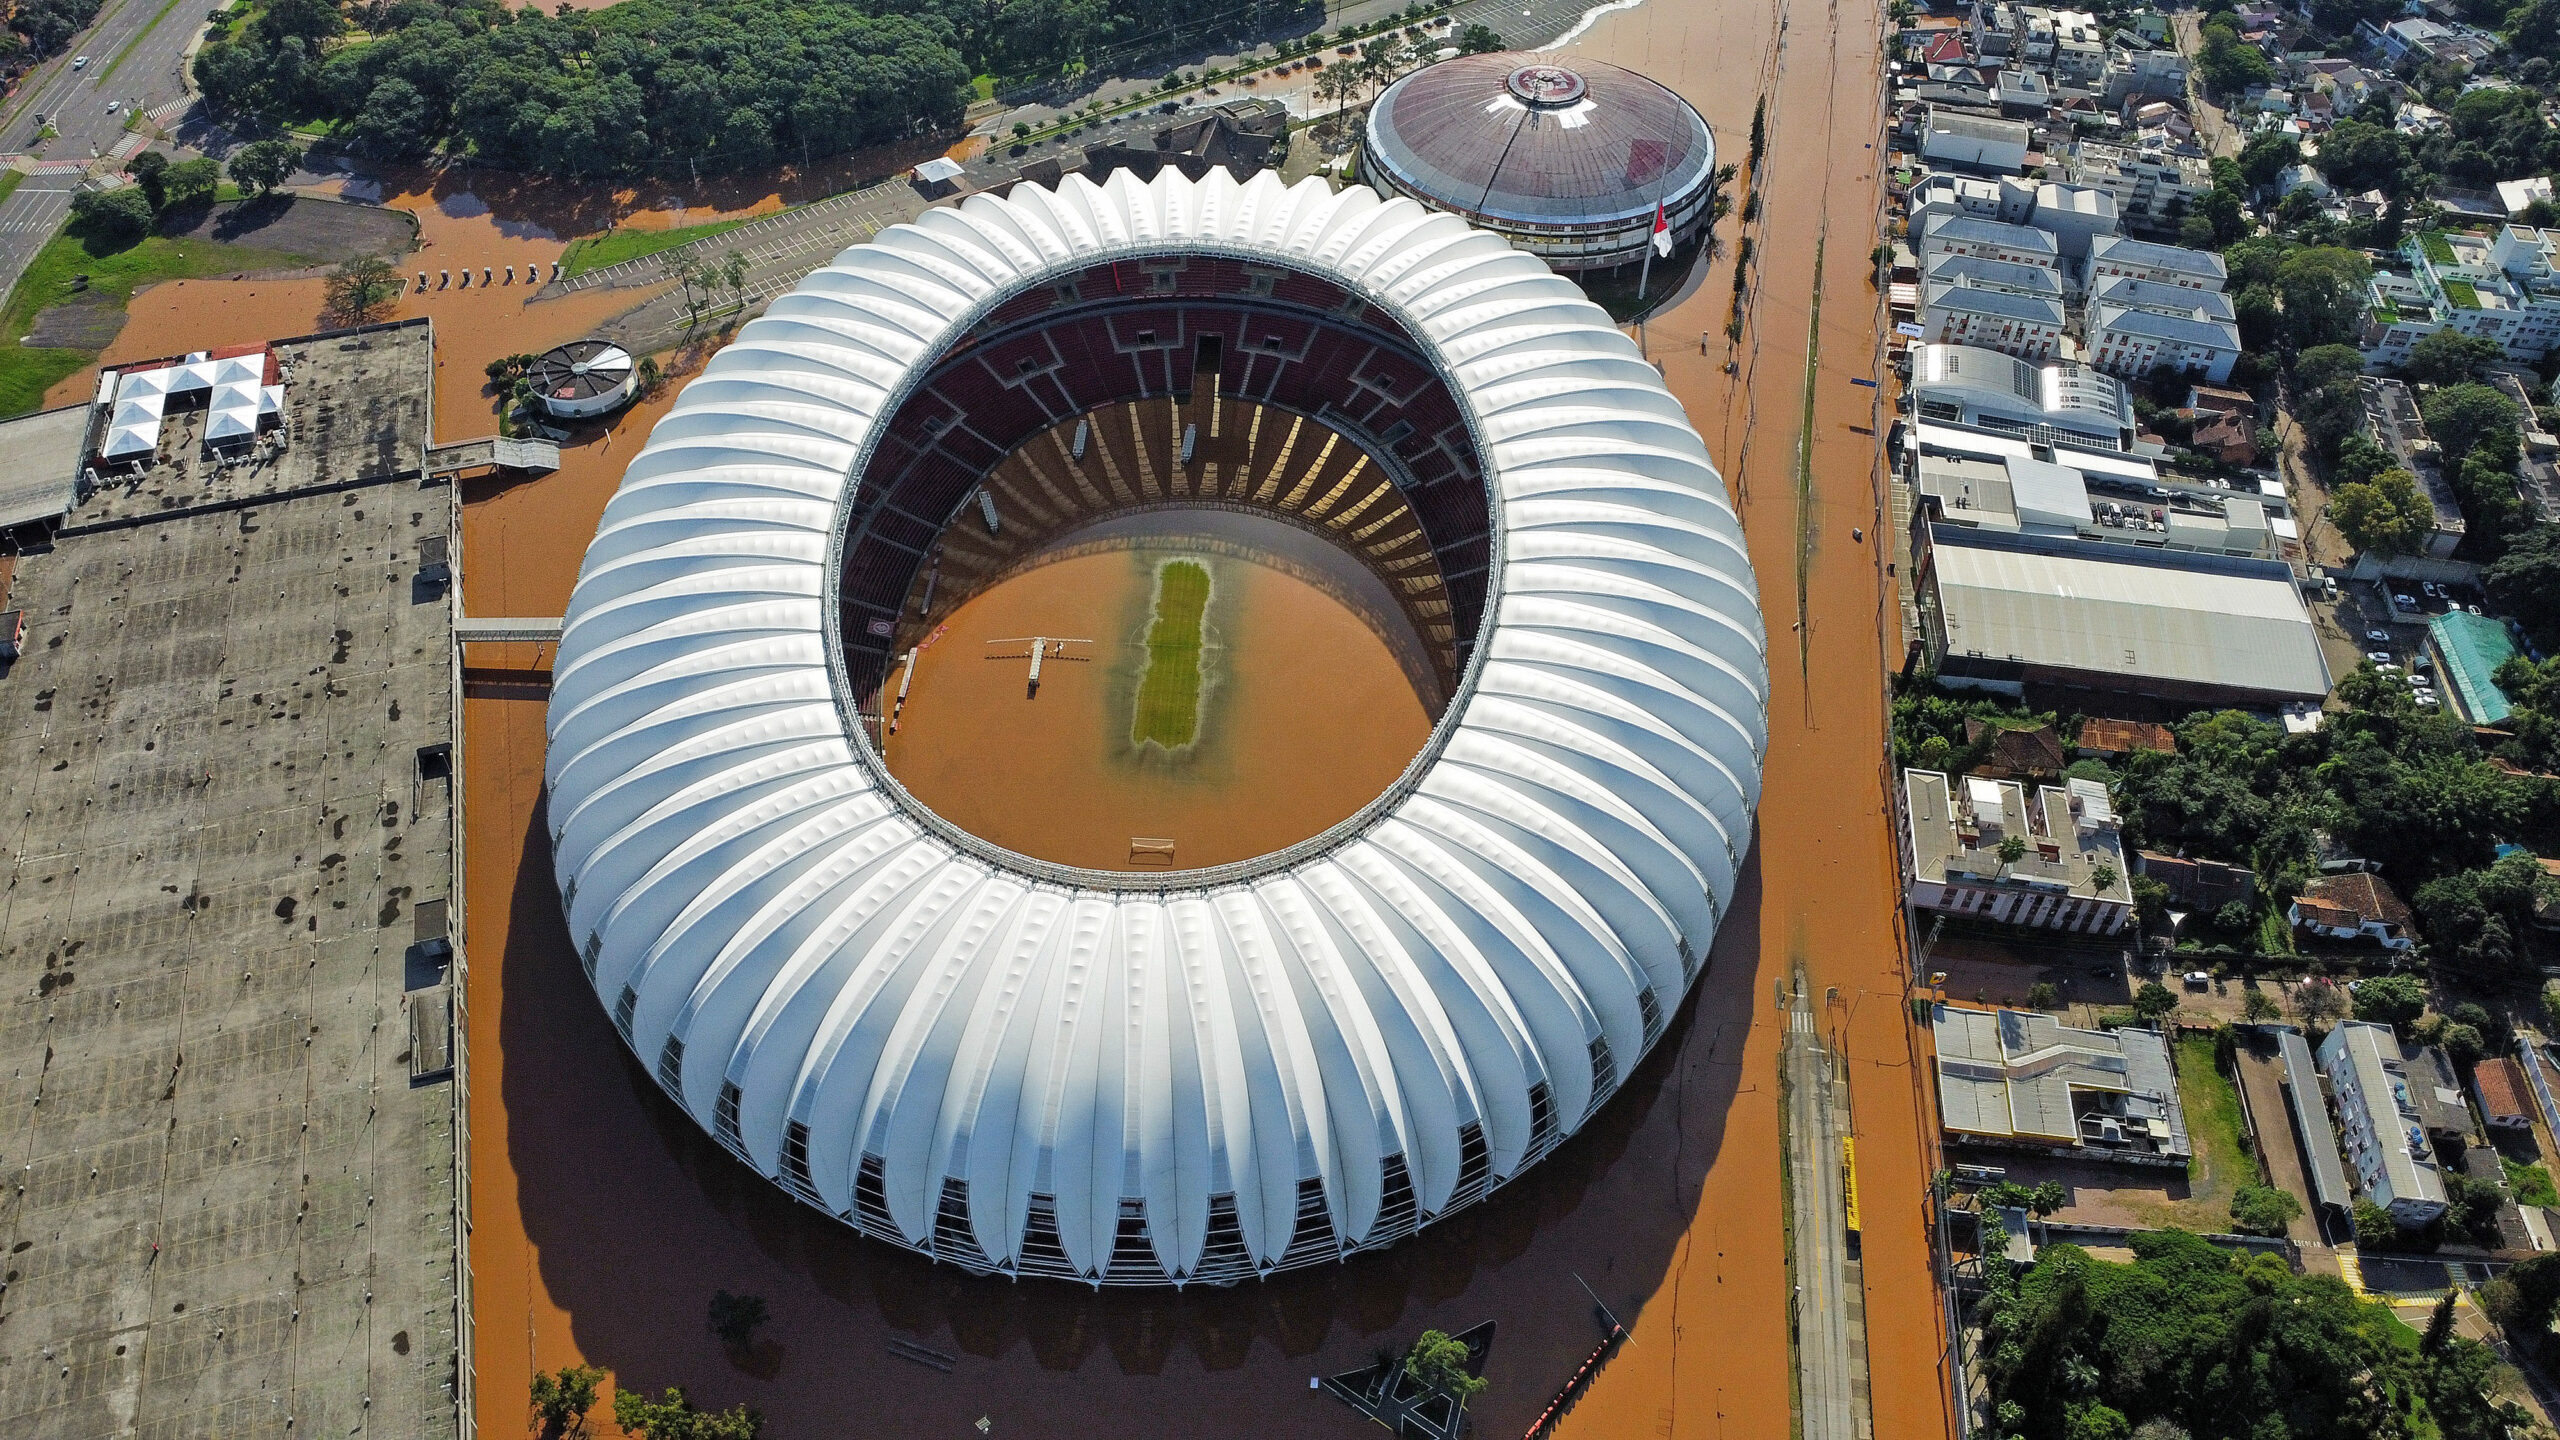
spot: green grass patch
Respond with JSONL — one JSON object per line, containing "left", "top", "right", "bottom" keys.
{"left": 2442, "top": 278, "right": 2481, "bottom": 309}
{"left": 2419, "top": 230, "right": 2457, "bottom": 265}
{"left": 2175, "top": 1033, "right": 2257, "bottom": 1202}
{"left": 0, "top": 225, "right": 304, "bottom": 417}
{"left": 2507, "top": 1157, "right": 2559, "bottom": 1207}
{"left": 0, "top": 171, "right": 24, "bottom": 208}
{"left": 1130, "top": 559, "right": 1210, "bottom": 749}
{"left": 560, "top": 217, "right": 755, "bottom": 277}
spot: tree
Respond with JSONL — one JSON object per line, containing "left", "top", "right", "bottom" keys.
{"left": 674, "top": 255, "right": 714, "bottom": 329}
{"left": 2488, "top": 524, "right": 2560, "bottom": 648}
{"left": 2489, "top": 1251, "right": 2560, "bottom": 1334}
{"left": 70, "top": 185, "right": 154, "bottom": 243}
{"left": 2544, "top": 976, "right": 2560, "bottom": 1032}
{"left": 2029, "top": 1180, "right": 2066, "bottom": 1217}
{"left": 718, "top": 248, "right": 749, "bottom": 308}
{"left": 2331, "top": 465, "right": 2433, "bottom": 556}
{"left": 1454, "top": 21, "right": 1503, "bottom": 53}
{"left": 350, "top": 75, "right": 434, "bottom": 158}
{"left": 2291, "top": 343, "right": 2372, "bottom": 458}
{"left": 160, "top": 158, "right": 219, "bottom": 214}
{"left": 2236, "top": 133, "right": 2301, "bottom": 190}
{"left": 2132, "top": 982, "right": 2177, "bottom": 1022}
{"left": 126, "top": 150, "right": 169, "bottom": 212}
{"left": 325, "top": 254, "right": 403, "bottom": 326}
{"left": 2090, "top": 863, "right": 2118, "bottom": 894}
{"left": 2274, "top": 249, "right": 2374, "bottom": 350}
{"left": 1997, "top": 834, "right": 2029, "bottom": 868}
{"left": 2352, "top": 973, "right": 2426, "bottom": 1027}
{"left": 706, "top": 1290, "right": 767, "bottom": 1349}
{"left": 1313, "top": 62, "right": 1356, "bottom": 118}
{"left": 530, "top": 1365, "right": 605, "bottom": 1439}
{"left": 2354, "top": 1197, "right": 2399, "bottom": 1248}
{"left": 2405, "top": 328, "right": 2504, "bottom": 387}
{"left": 2422, "top": 1291, "right": 2458, "bottom": 1354}
{"left": 2421, "top": 383, "right": 2520, "bottom": 472}
{"left": 226, "top": 137, "right": 302, "bottom": 197}
{"left": 2293, "top": 979, "right": 2348, "bottom": 1025}
{"left": 2228, "top": 1183, "right": 2303, "bottom": 1236}
{"left": 2242, "top": 988, "right": 2282, "bottom": 1022}
{"left": 2195, "top": 18, "right": 2273, "bottom": 95}
{"left": 1404, "top": 1329, "right": 1486, "bottom": 1399}
{"left": 612, "top": 1387, "right": 761, "bottom": 1440}
{"left": 2028, "top": 981, "right": 2060, "bottom": 1010}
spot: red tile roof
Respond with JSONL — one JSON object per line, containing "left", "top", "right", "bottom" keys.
{"left": 2077, "top": 718, "right": 2175, "bottom": 755}
{"left": 2300, "top": 872, "right": 2415, "bottom": 934}
{"left": 2477, "top": 1057, "right": 2539, "bottom": 1124}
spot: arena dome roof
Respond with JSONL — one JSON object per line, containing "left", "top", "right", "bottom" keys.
{"left": 1363, "top": 53, "right": 1715, "bottom": 232}
{"left": 544, "top": 167, "right": 1767, "bottom": 1286}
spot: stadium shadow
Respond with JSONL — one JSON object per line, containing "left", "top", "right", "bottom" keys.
{"left": 494, "top": 794, "right": 1768, "bottom": 1436}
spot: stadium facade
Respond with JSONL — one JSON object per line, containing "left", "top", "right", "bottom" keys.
{"left": 544, "top": 168, "right": 1766, "bottom": 1286}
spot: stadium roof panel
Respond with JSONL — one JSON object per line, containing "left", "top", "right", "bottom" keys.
{"left": 544, "top": 168, "right": 1767, "bottom": 1286}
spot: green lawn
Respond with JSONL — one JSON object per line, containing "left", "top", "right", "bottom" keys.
{"left": 1130, "top": 559, "right": 1210, "bottom": 749}
{"left": 2507, "top": 1157, "right": 2559, "bottom": 1207}
{"left": 0, "top": 227, "right": 304, "bottom": 417}
{"left": 560, "top": 217, "right": 755, "bottom": 277}
{"left": 0, "top": 171, "right": 24, "bottom": 208}
{"left": 2175, "top": 1033, "right": 2258, "bottom": 1218}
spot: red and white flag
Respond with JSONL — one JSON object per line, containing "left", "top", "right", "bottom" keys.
{"left": 1650, "top": 201, "right": 1672, "bottom": 257}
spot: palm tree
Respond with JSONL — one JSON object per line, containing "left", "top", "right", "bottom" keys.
{"left": 1995, "top": 834, "right": 2028, "bottom": 875}
{"left": 1314, "top": 64, "right": 1355, "bottom": 119}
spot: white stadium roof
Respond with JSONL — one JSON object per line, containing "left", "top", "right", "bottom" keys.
{"left": 545, "top": 167, "right": 1767, "bottom": 1286}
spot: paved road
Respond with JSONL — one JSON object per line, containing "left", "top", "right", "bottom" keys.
{"left": 0, "top": 0, "right": 210, "bottom": 304}
{"left": 1787, "top": 977, "right": 1873, "bottom": 1440}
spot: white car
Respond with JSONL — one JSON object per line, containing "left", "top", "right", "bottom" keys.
{"left": 2415, "top": 693, "right": 2441, "bottom": 706}
{"left": 104, "top": 101, "right": 117, "bottom": 114}
{"left": 71, "top": 55, "right": 87, "bottom": 70}
{"left": 2395, "top": 593, "right": 2420, "bottom": 609}
{"left": 2366, "top": 629, "right": 2391, "bottom": 644}
{"left": 2366, "top": 650, "right": 2393, "bottom": 665}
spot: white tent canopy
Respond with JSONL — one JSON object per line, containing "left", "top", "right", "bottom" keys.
{"left": 544, "top": 169, "right": 1769, "bottom": 1287}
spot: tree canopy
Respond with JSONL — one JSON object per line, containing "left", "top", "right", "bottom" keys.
{"left": 1979, "top": 1231, "right": 2529, "bottom": 1440}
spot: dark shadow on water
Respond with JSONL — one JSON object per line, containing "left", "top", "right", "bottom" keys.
{"left": 495, "top": 794, "right": 1768, "bottom": 1437}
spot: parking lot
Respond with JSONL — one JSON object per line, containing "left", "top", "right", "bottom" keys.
{"left": 2310, "top": 573, "right": 2485, "bottom": 713}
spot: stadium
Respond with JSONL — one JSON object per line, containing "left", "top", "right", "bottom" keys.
{"left": 543, "top": 168, "right": 1767, "bottom": 1286}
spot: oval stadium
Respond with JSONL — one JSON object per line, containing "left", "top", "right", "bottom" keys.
{"left": 543, "top": 167, "right": 1766, "bottom": 1286}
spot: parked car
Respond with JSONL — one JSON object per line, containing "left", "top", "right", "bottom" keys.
{"left": 2416, "top": 693, "right": 2441, "bottom": 707}
{"left": 2367, "top": 629, "right": 2391, "bottom": 644}
{"left": 2395, "top": 593, "right": 2420, "bottom": 609}
{"left": 2183, "top": 971, "right": 2211, "bottom": 990}
{"left": 2366, "top": 650, "right": 2393, "bottom": 664}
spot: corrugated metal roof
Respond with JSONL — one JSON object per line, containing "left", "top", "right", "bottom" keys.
{"left": 2277, "top": 1029, "right": 2354, "bottom": 1211}
{"left": 1929, "top": 533, "right": 2329, "bottom": 699}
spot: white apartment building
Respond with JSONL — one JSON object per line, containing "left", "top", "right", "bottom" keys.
{"left": 2100, "top": 38, "right": 2190, "bottom": 105}
{"left": 2032, "top": 182, "right": 2121, "bottom": 259}
{"left": 1918, "top": 211, "right": 2062, "bottom": 272}
{"left": 2051, "top": 9, "right": 2107, "bottom": 85}
{"left": 2318, "top": 1021, "right": 2450, "bottom": 1227}
{"left": 1901, "top": 769, "right": 2135, "bottom": 935}
{"left": 2087, "top": 302, "right": 2243, "bottom": 384}
{"left": 1923, "top": 278, "right": 2069, "bottom": 359}
{"left": 1921, "top": 106, "right": 2034, "bottom": 174}
{"left": 2085, "top": 234, "right": 2228, "bottom": 293}
{"left": 1906, "top": 172, "right": 2039, "bottom": 230}
{"left": 2360, "top": 226, "right": 2560, "bottom": 368}
{"left": 2066, "top": 141, "right": 2213, "bottom": 235}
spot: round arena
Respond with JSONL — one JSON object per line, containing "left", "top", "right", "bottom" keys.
{"left": 544, "top": 168, "right": 1767, "bottom": 1287}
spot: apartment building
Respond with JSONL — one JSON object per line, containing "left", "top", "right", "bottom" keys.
{"left": 1902, "top": 770, "right": 2136, "bottom": 934}
{"left": 2086, "top": 234, "right": 2228, "bottom": 293}
{"left": 1923, "top": 278, "right": 2069, "bottom": 359}
{"left": 2318, "top": 1020, "right": 2450, "bottom": 1227}
{"left": 2066, "top": 141, "right": 2213, "bottom": 235}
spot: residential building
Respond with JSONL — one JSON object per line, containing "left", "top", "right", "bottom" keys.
{"left": 1931, "top": 1003, "right": 2191, "bottom": 1164}
{"left": 2085, "top": 234, "right": 2227, "bottom": 293}
{"left": 1922, "top": 105, "right": 2034, "bottom": 173}
{"left": 2066, "top": 141, "right": 2212, "bottom": 235}
{"left": 1914, "top": 526, "right": 2331, "bottom": 706}
{"left": 2051, "top": 9, "right": 2107, "bottom": 85}
{"left": 2362, "top": 227, "right": 2560, "bottom": 367}
{"left": 2087, "top": 301, "right": 2243, "bottom": 384}
{"left": 1908, "top": 172, "right": 2039, "bottom": 229}
{"left": 2476, "top": 1056, "right": 2541, "bottom": 1132}
{"left": 1994, "top": 69, "right": 2053, "bottom": 117}
{"left": 2091, "top": 276, "right": 2235, "bottom": 328}
{"left": 2359, "top": 377, "right": 2468, "bottom": 559}
{"left": 1922, "top": 277, "right": 2069, "bottom": 358}
{"left": 2288, "top": 871, "right": 2417, "bottom": 951}
{"left": 2100, "top": 37, "right": 2190, "bottom": 107}
{"left": 2500, "top": 177, "right": 2556, "bottom": 218}
{"left": 2134, "top": 850, "right": 2255, "bottom": 911}
{"left": 1926, "top": 253, "right": 2069, "bottom": 302}
{"left": 2400, "top": 1042, "right": 2474, "bottom": 1146}
{"left": 2360, "top": 15, "right": 2496, "bottom": 68}
{"left": 1917, "top": 212, "right": 2063, "bottom": 272}
{"left": 2277, "top": 164, "right": 2333, "bottom": 202}
{"left": 1902, "top": 770, "right": 2135, "bottom": 934}
{"left": 1909, "top": 342, "right": 2131, "bottom": 449}
{"left": 2031, "top": 182, "right": 2121, "bottom": 259}
{"left": 2318, "top": 1020, "right": 2449, "bottom": 1226}
{"left": 2188, "top": 407, "right": 2257, "bottom": 465}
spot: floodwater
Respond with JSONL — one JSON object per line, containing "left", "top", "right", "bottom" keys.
{"left": 883, "top": 515, "right": 1435, "bottom": 873}
{"left": 439, "top": 0, "right": 1942, "bottom": 1435}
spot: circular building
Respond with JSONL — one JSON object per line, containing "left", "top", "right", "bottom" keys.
{"left": 1360, "top": 53, "right": 1717, "bottom": 273}
{"left": 529, "top": 339, "right": 637, "bottom": 420}
{"left": 545, "top": 168, "right": 1766, "bottom": 1287}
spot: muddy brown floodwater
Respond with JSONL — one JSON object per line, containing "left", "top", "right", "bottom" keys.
{"left": 883, "top": 518, "right": 1434, "bottom": 873}
{"left": 437, "top": 0, "right": 1943, "bottom": 1435}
